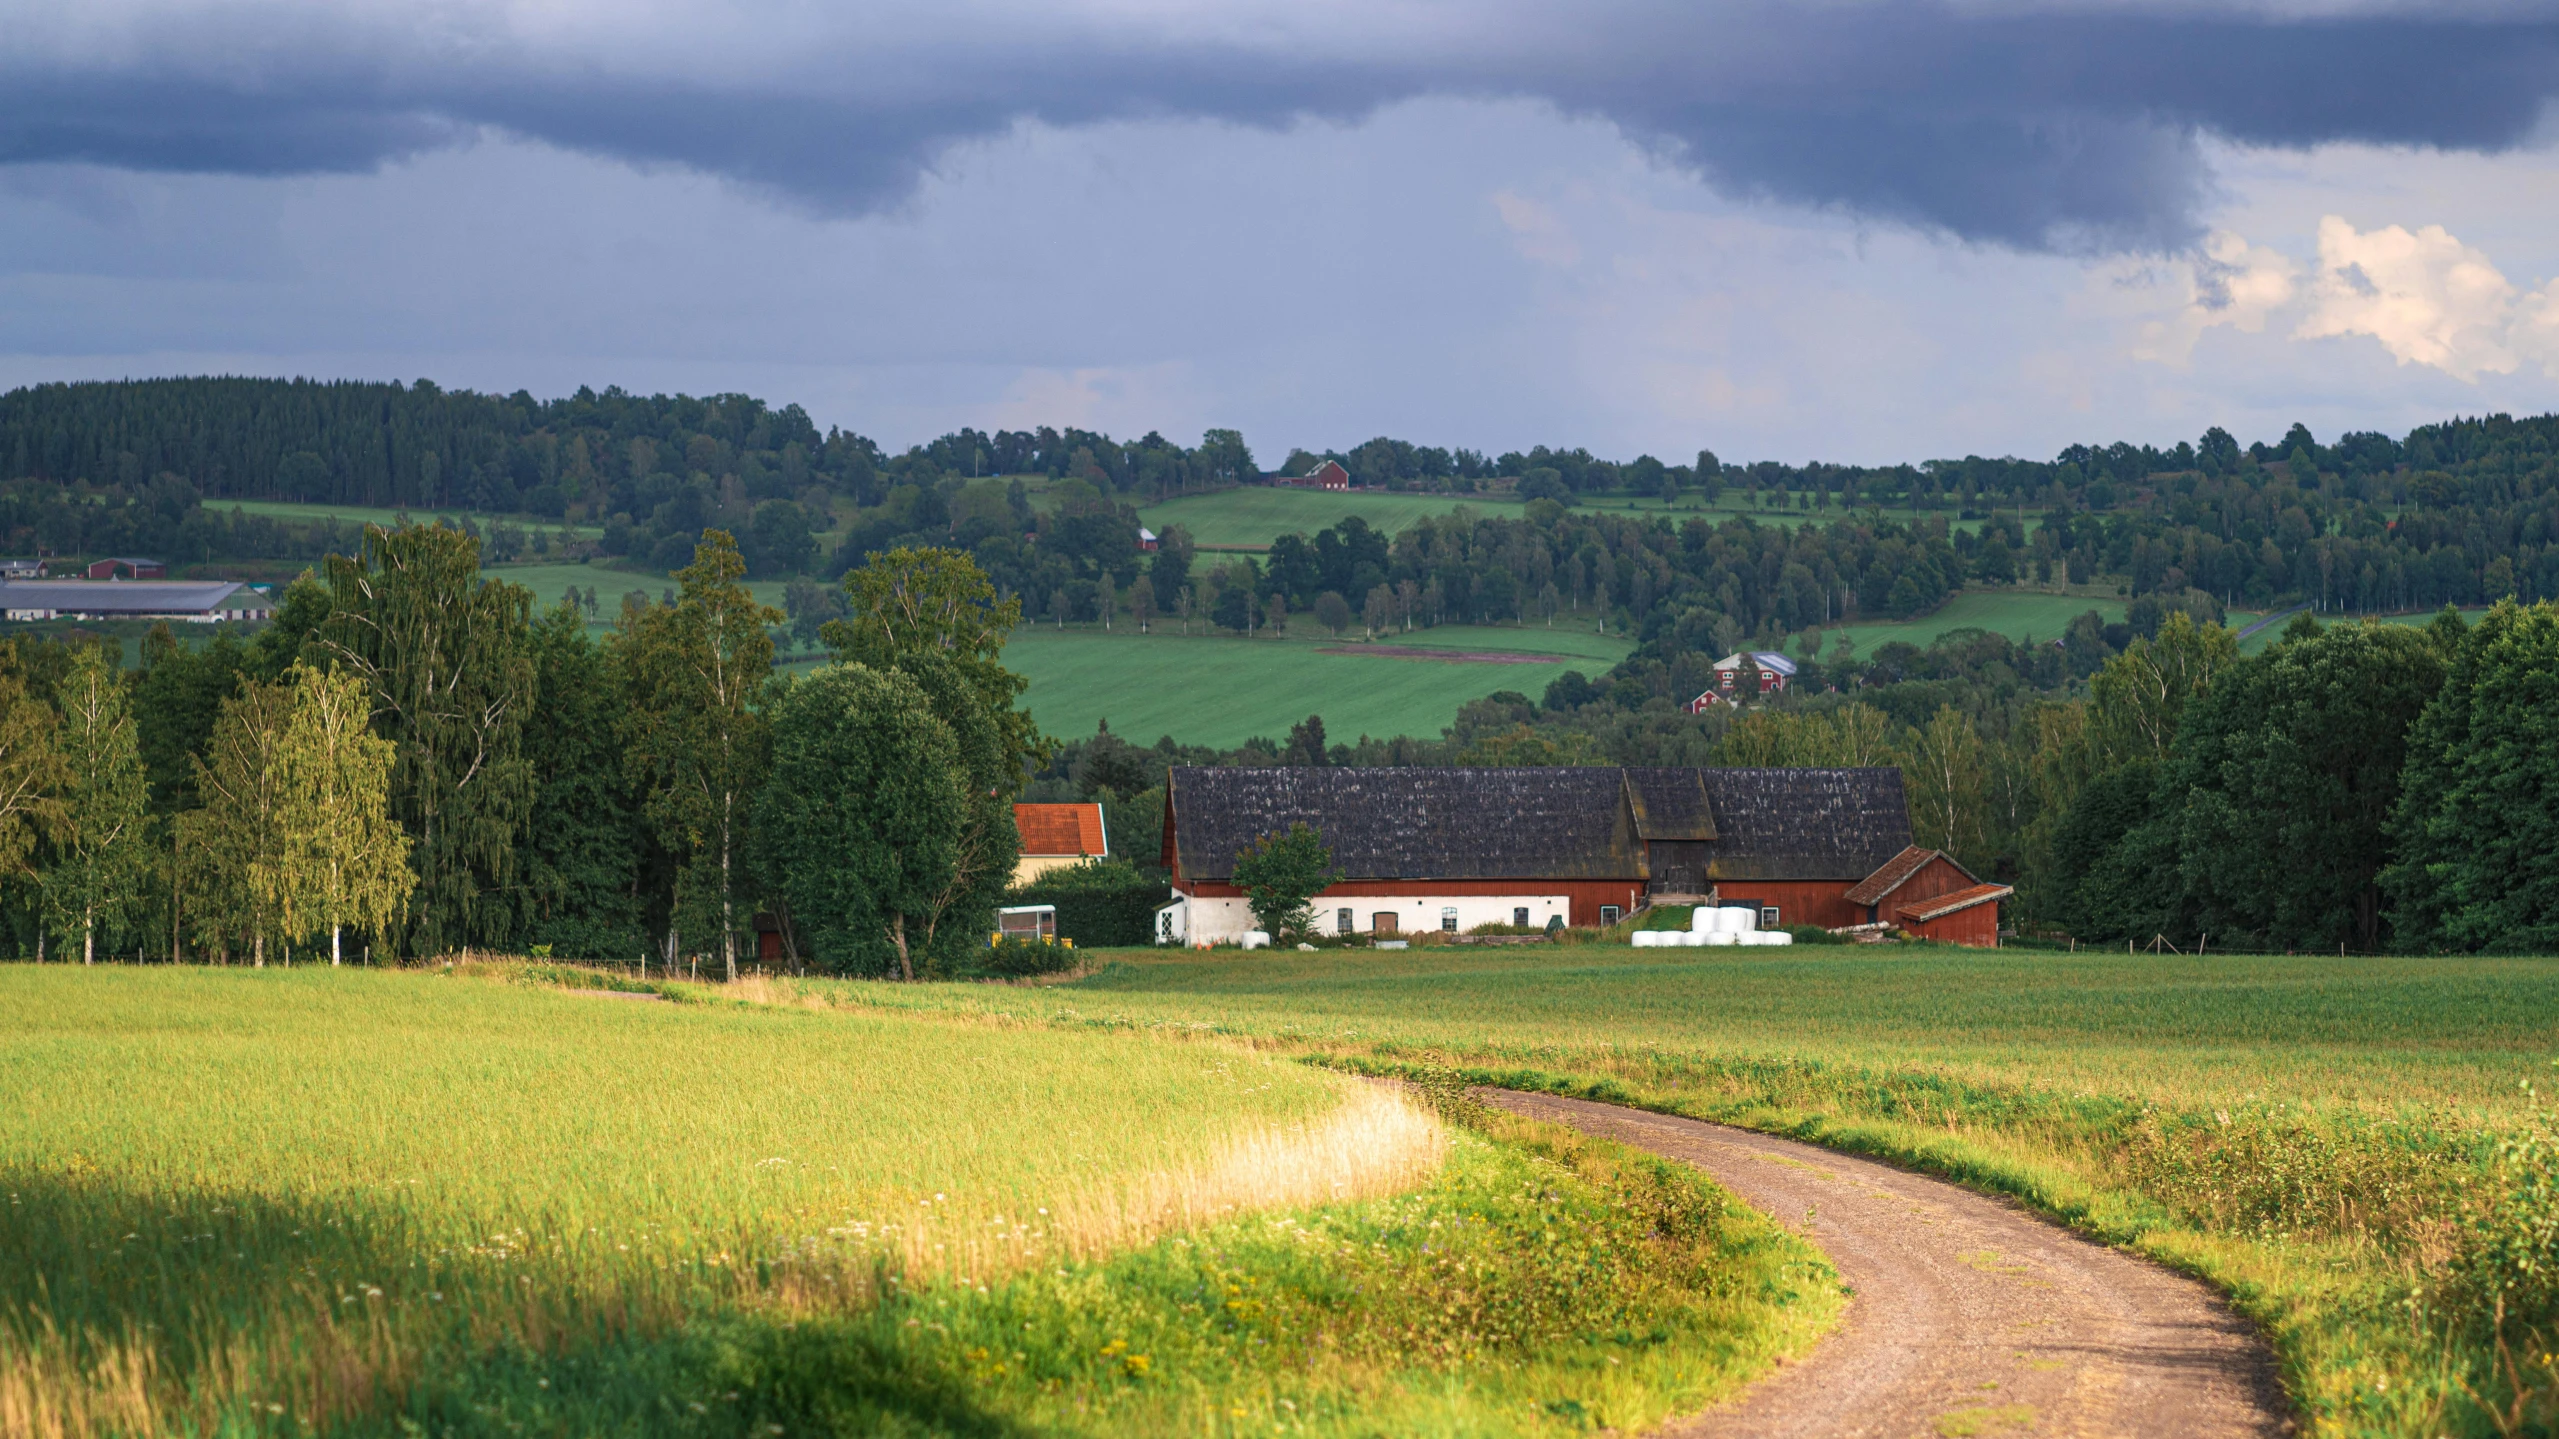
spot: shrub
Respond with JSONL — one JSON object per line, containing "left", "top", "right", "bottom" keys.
{"left": 964, "top": 937, "right": 1081, "bottom": 979}
{"left": 1006, "top": 858, "right": 1168, "bottom": 947}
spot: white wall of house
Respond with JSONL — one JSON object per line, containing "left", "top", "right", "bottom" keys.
{"left": 1162, "top": 890, "right": 1572, "bottom": 945}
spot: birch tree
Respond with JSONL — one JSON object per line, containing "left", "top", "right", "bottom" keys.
{"left": 184, "top": 676, "right": 294, "bottom": 964}
{"left": 273, "top": 664, "right": 414, "bottom": 965}
{"left": 46, "top": 646, "right": 149, "bottom": 964}
{"left": 318, "top": 523, "right": 535, "bottom": 957}
{"left": 617, "top": 530, "right": 778, "bottom": 982}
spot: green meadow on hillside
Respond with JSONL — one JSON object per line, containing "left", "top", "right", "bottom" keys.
{"left": 0, "top": 964, "right": 1834, "bottom": 1437}
{"left": 1137, "top": 485, "right": 2012, "bottom": 551}
{"left": 1803, "top": 588, "right": 2141, "bottom": 659}
{"left": 827, "top": 944, "right": 2559, "bottom": 1436}
{"left": 1000, "top": 622, "right": 1634, "bottom": 748}
{"left": 223, "top": 498, "right": 605, "bottom": 539}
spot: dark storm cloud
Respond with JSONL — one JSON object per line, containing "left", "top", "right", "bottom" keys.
{"left": 4, "top": 2, "right": 2557, "bottom": 252}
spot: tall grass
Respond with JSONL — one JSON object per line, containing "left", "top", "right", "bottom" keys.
{"left": 812, "top": 945, "right": 2559, "bottom": 1436}
{"left": 0, "top": 966, "right": 1428, "bottom": 1435}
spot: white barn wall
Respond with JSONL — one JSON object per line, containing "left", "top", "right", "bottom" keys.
{"left": 1162, "top": 891, "right": 1572, "bottom": 945}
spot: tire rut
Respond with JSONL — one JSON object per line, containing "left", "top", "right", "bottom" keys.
{"left": 1485, "top": 1089, "right": 2292, "bottom": 1439}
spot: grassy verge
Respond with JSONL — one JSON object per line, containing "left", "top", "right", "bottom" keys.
{"left": 789, "top": 946, "right": 2559, "bottom": 1436}
{"left": 355, "top": 1089, "right": 1839, "bottom": 1438}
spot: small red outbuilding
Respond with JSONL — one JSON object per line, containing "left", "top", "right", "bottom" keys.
{"left": 1895, "top": 883, "right": 2013, "bottom": 947}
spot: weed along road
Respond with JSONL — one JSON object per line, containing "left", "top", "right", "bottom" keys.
{"left": 1486, "top": 1090, "right": 2291, "bottom": 1439}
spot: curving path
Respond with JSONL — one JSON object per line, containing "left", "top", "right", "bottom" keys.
{"left": 1486, "top": 1090, "right": 2292, "bottom": 1438}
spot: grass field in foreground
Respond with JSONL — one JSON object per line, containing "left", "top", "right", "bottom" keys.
{"left": 816, "top": 946, "right": 2559, "bottom": 1436}
{"left": 1002, "top": 622, "right": 1633, "bottom": 748}
{"left": 0, "top": 964, "right": 1836, "bottom": 1437}
{"left": 0, "top": 966, "right": 1392, "bottom": 1433}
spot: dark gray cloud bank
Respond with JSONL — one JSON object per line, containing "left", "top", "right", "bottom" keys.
{"left": 4, "top": 2, "right": 2558, "bottom": 254}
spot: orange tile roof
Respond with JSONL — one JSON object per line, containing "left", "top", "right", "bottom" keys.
{"left": 1897, "top": 883, "right": 2014, "bottom": 923}
{"left": 1015, "top": 803, "right": 1106, "bottom": 858}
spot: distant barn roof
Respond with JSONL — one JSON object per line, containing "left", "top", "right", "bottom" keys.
{"left": 1166, "top": 765, "right": 1912, "bottom": 885}
{"left": 1167, "top": 766, "right": 1636, "bottom": 882}
{"left": 1015, "top": 803, "right": 1107, "bottom": 858}
{"left": 1843, "top": 845, "right": 1972, "bottom": 907}
{"left": 1698, "top": 767, "right": 1913, "bottom": 882}
{"left": 0, "top": 579, "right": 243, "bottom": 615}
{"left": 1899, "top": 883, "right": 2013, "bottom": 922}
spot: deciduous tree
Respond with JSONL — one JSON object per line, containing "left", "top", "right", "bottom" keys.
{"left": 46, "top": 646, "right": 149, "bottom": 964}
{"left": 1232, "top": 822, "right": 1337, "bottom": 942}
{"left": 318, "top": 523, "right": 536, "bottom": 957}
{"left": 756, "top": 664, "right": 964, "bottom": 978}
{"left": 273, "top": 664, "right": 414, "bottom": 965}
{"left": 617, "top": 530, "right": 779, "bottom": 982}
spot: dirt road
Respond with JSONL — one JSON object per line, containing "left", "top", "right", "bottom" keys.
{"left": 1487, "top": 1090, "right": 2291, "bottom": 1438}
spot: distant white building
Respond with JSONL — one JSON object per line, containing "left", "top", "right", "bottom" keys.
{"left": 0, "top": 580, "right": 272, "bottom": 623}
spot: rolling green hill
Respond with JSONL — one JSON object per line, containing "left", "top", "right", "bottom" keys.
{"left": 1000, "top": 621, "right": 1633, "bottom": 747}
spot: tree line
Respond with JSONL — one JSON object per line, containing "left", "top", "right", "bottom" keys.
{"left": 0, "top": 525, "right": 1037, "bottom": 974}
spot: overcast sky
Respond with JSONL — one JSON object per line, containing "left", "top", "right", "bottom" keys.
{"left": 5, "top": 1, "right": 2559, "bottom": 465}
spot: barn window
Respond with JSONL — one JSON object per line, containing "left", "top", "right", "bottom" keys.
{"left": 1338, "top": 907, "right": 1355, "bottom": 934}
{"left": 1600, "top": 905, "right": 1621, "bottom": 927}
{"left": 1761, "top": 906, "right": 1782, "bottom": 929}
{"left": 1513, "top": 906, "right": 1529, "bottom": 928}
{"left": 1440, "top": 907, "right": 1459, "bottom": 932}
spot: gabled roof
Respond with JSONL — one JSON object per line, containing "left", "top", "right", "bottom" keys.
{"left": 1700, "top": 767, "right": 1913, "bottom": 882}
{"left": 1625, "top": 767, "right": 1716, "bottom": 841}
{"left": 1711, "top": 651, "right": 1798, "bottom": 676}
{"left": 0, "top": 579, "right": 242, "bottom": 614}
{"left": 1899, "top": 883, "right": 2013, "bottom": 922}
{"left": 1843, "top": 845, "right": 1974, "bottom": 907}
{"left": 1167, "top": 766, "right": 1637, "bottom": 883}
{"left": 1014, "top": 803, "right": 1107, "bottom": 858}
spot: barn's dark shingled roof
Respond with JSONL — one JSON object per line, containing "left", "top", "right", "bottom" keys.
{"left": 1167, "top": 765, "right": 1912, "bottom": 886}
{"left": 1625, "top": 768, "right": 1716, "bottom": 840}
{"left": 1697, "top": 768, "right": 1914, "bottom": 882}
{"left": 1166, "top": 767, "right": 1637, "bottom": 882}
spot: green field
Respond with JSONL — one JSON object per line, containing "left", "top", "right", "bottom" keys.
{"left": 1001, "top": 621, "right": 1634, "bottom": 747}
{"left": 827, "top": 944, "right": 2559, "bottom": 1435}
{"left": 221, "top": 498, "right": 604, "bottom": 539}
{"left": 1137, "top": 486, "right": 2009, "bottom": 551}
{"left": 477, "top": 562, "right": 797, "bottom": 624}
{"left": 0, "top": 963, "right": 1833, "bottom": 1436}
{"left": 2235, "top": 605, "right": 2490, "bottom": 655}
{"left": 1793, "top": 586, "right": 2268, "bottom": 660}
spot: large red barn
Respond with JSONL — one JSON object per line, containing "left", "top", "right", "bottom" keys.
{"left": 1154, "top": 765, "right": 1922, "bottom": 943}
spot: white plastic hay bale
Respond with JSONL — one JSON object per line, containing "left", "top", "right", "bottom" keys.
{"left": 1762, "top": 930, "right": 1794, "bottom": 946}
{"left": 1702, "top": 930, "right": 1739, "bottom": 946}
{"left": 1242, "top": 930, "right": 1271, "bottom": 950}
{"left": 1709, "top": 905, "right": 1757, "bottom": 934}
{"left": 1678, "top": 929, "right": 1708, "bottom": 946}
{"left": 1631, "top": 929, "right": 1666, "bottom": 947}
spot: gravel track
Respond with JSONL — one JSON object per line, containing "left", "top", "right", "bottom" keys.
{"left": 1486, "top": 1090, "right": 2292, "bottom": 1439}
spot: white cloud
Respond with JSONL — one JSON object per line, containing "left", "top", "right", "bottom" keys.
{"left": 2297, "top": 216, "right": 2521, "bottom": 380}
{"left": 1491, "top": 190, "right": 1580, "bottom": 267}
{"left": 2130, "top": 229, "right": 2297, "bottom": 367}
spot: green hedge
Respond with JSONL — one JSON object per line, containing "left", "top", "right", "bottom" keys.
{"left": 1006, "top": 860, "right": 1170, "bottom": 948}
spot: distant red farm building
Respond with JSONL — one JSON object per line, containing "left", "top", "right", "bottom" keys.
{"left": 1686, "top": 651, "right": 1796, "bottom": 711}
{"left": 87, "top": 557, "right": 166, "bottom": 579}
{"left": 1270, "top": 459, "right": 1349, "bottom": 490}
